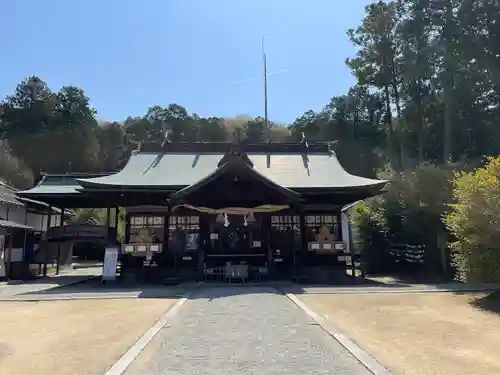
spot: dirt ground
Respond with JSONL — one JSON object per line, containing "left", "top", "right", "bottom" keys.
{"left": 0, "top": 298, "right": 177, "bottom": 375}
{"left": 299, "top": 291, "right": 500, "bottom": 375}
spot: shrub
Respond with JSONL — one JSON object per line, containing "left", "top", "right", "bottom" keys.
{"left": 444, "top": 156, "right": 500, "bottom": 282}
{"left": 351, "top": 163, "right": 454, "bottom": 275}
{"left": 351, "top": 197, "right": 390, "bottom": 273}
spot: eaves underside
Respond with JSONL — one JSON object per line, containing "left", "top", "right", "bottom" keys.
{"left": 73, "top": 183, "right": 385, "bottom": 194}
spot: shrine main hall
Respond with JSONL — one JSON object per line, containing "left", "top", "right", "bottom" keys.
{"left": 18, "top": 138, "right": 387, "bottom": 283}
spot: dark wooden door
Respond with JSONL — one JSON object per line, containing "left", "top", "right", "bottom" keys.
{"left": 205, "top": 214, "right": 266, "bottom": 266}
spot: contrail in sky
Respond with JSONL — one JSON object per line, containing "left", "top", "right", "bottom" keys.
{"left": 229, "top": 68, "right": 291, "bottom": 86}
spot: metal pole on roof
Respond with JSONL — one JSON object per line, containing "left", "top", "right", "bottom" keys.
{"left": 262, "top": 36, "right": 269, "bottom": 134}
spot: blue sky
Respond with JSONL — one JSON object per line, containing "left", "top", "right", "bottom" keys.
{"left": 0, "top": 0, "right": 371, "bottom": 124}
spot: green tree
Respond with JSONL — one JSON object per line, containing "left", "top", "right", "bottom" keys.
{"left": 0, "top": 77, "right": 100, "bottom": 174}
{"left": 97, "top": 122, "right": 127, "bottom": 171}
{"left": 346, "top": 1, "right": 401, "bottom": 169}
{"left": 243, "top": 116, "right": 266, "bottom": 143}
{"left": 197, "top": 116, "right": 227, "bottom": 142}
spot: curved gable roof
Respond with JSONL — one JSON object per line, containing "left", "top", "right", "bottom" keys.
{"left": 170, "top": 156, "right": 300, "bottom": 203}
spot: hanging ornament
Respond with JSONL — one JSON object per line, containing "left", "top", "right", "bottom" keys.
{"left": 247, "top": 212, "right": 256, "bottom": 223}
{"left": 243, "top": 213, "right": 248, "bottom": 227}
{"left": 223, "top": 213, "right": 230, "bottom": 227}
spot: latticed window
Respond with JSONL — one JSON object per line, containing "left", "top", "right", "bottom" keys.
{"left": 305, "top": 215, "right": 339, "bottom": 242}
{"left": 169, "top": 215, "right": 200, "bottom": 230}
{"left": 168, "top": 215, "right": 200, "bottom": 252}
{"left": 271, "top": 215, "right": 300, "bottom": 231}
{"left": 129, "top": 215, "right": 164, "bottom": 244}
{"left": 130, "top": 215, "right": 164, "bottom": 229}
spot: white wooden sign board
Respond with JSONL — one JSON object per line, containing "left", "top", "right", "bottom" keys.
{"left": 102, "top": 247, "right": 119, "bottom": 281}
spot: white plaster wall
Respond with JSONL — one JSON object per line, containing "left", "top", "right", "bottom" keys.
{"left": 26, "top": 213, "right": 44, "bottom": 231}
{"left": 50, "top": 215, "right": 61, "bottom": 227}
{"left": 0, "top": 203, "right": 27, "bottom": 224}
{"left": 0, "top": 203, "right": 8, "bottom": 220}
{"left": 8, "top": 205, "right": 26, "bottom": 224}
{"left": 26, "top": 213, "right": 60, "bottom": 231}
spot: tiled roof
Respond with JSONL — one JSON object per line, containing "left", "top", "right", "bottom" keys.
{"left": 1, "top": 181, "right": 71, "bottom": 214}
{"left": 0, "top": 182, "right": 24, "bottom": 206}
{"left": 0, "top": 218, "right": 34, "bottom": 229}
{"left": 76, "top": 152, "right": 386, "bottom": 190}
{"left": 17, "top": 174, "right": 109, "bottom": 197}
{"left": 18, "top": 142, "right": 388, "bottom": 195}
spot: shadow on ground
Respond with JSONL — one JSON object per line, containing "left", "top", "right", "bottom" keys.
{"left": 6, "top": 272, "right": 500, "bottom": 302}
{"left": 2, "top": 274, "right": 98, "bottom": 287}
{"left": 465, "top": 291, "right": 500, "bottom": 315}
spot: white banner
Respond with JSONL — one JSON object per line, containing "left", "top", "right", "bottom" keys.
{"left": 102, "top": 247, "right": 119, "bottom": 281}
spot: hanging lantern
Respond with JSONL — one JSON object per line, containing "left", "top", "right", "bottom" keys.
{"left": 247, "top": 212, "right": 256, "bottom": 223}
{"left": 215, "top": 213, "right": 224, "bottom": 224}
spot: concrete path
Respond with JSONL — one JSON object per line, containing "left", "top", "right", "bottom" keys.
{"left": 0, "top": 266, "right": 101, "bottom": 298}
{"left": 124, "top": 286, "right": 370, "bottom": 375}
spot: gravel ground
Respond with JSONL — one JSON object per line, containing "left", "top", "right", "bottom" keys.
{"left": 125, "top": 286, "right": 369, "bottom": 375}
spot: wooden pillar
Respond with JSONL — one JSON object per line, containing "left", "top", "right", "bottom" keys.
{"left": 197, "top": 214, "right": 207, "bottom": 281}
{"left": 114, "top": 207, "right": 119, "bottom": 239}
{"left": 336, "top": 213, "right": 342, "bottom": 241}
{"left": 4, "top": 206, "right": 11, "bottom": 280}
{"left": 105, "top": 207, "right": 111, "bottom": 240}
{"left": 299, "top": 211, "right": 306, "bottom": 253}
{"left": 22, "top": 209, "right": 28, "bottom": 262}
{"left": 5, "top": 231, "right": 13, "bottom": 280}
{"left": 124, "top": 212, "right": 131, "bottom": 243}
{"left": 56, "top": 208, "right": 65, "bottom": 275}
{"left": 264, "top": 214, "right": 274, "bottom": 278}
{"left": 162, "top": 205, "right": 171, "bottom": 274}
{"left": 292, "top": 206, "right": 301, "bottom": 269}
{"left": 43, "top": 207, "right": 52, "bottom": 276}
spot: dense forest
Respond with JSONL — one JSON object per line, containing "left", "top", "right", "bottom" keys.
{"left": 1, "top": 0, "right": 500, "bottom": 282}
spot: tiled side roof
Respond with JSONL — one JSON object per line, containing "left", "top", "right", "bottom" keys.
{"left": 17, "top": 174, "right": 109, "bottom": 196}
{"left": 0, "top": 182, "right": 24, "bottom": 206}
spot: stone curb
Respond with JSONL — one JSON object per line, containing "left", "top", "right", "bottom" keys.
{"left": 0, "top": 294, "right": 183, "bottom": 302}
{"left": 282, "top": 290, "right": 392, "bottom": 375}
{"left": 102, "top": 290, "right": 192, "bottom": 375}
{"left": 293, "top": 285, "right": 500, "bottom": 295}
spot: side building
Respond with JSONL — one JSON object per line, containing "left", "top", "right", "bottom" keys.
{"left": 17, "top": 140, "right": 387, "bottom": 283}
{"left": 0, "top": 182, "right": 71, "bottom": 279}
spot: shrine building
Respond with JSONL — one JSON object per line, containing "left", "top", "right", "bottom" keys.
{"left": 17, "top": 137, "right": 387, "bottom": 284}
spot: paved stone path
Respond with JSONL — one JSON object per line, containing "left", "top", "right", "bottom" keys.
{"left": 125, "top": 286, "right": 370, "bottom": 375}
